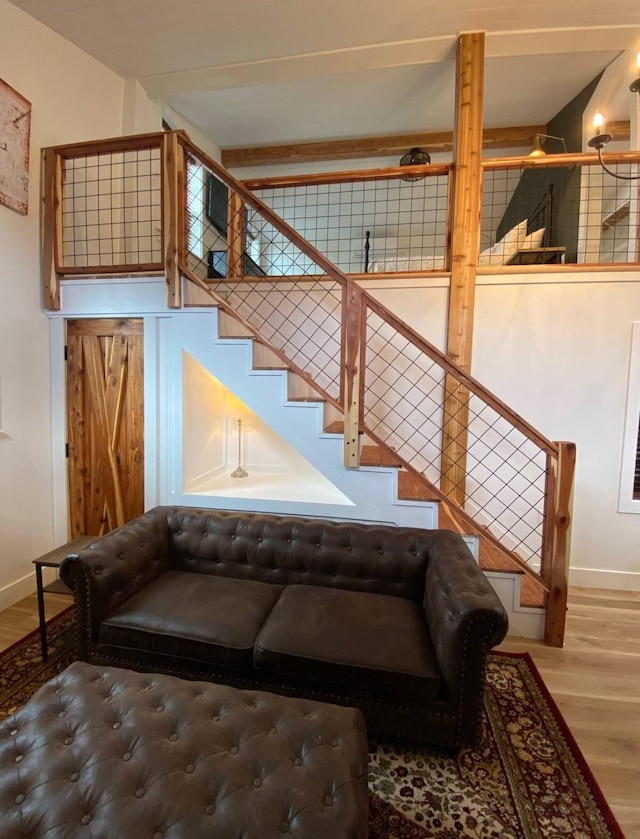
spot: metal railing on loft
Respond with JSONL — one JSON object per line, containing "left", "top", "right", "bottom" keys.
{"left": 243, "top": 153, "right": 640, "bottom": 275}
{"left": 41, "top": 129, "right": 581, "bottom": 646}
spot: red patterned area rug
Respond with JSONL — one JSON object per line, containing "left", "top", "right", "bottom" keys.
{"left": 0, "top": 612, "right": 624, "bottom": 839}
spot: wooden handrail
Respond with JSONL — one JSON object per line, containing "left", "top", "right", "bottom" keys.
{"left": 46, "top": 131, "right": 165, "bottom": 159}
{"left": 483, "top": 150, "right": 640, "bottom": 171}
{"left": 238, "top": 149, "right": 640, "bottom": 192}
{"left": 178, "top": 134, "right": 351, "bottom": 292}
{"left": 361, "top": 293, "right": 558, "bottom": 456}
{"left": 361, "top": 420, "right": 552, "bottom": 591}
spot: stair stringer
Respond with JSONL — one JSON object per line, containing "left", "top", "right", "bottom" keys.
{"left": 482, "top": 572, "right": 545, "bottom": 639}
{"left": 158, "top": 311, "right": 439, "bottom": 528}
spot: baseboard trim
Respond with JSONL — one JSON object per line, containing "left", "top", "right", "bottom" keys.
{"left": 0, "top": 572, "right": 37, "bottom": 613}
{"left": 570, "top": 566, "right": 640, "bottom": 590}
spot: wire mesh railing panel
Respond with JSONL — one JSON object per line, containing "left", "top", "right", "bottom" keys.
{"left": 214, "top": 280, "right": 343, "bottom": 398}
{"left": 482, "top": 161, "right": 640, "bottom": 266}
{"left": 185, "top": 157, "right": 337, "bottom": 282}
{"left": 364, "top": 308, "right": 446, "bottom": 482}
{"left": 61, "top": 149, "right": 162, "bottom": 269}
{"left": 254, "top": 175, "right": 450, "bottom": 275}
{"left": 465, "top": 398, "right": 547, "bottom": 562}
{"left": 363, "top": 306, "right": 548, "bottom": 564}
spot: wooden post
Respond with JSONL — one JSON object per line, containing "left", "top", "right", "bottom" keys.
{"left": 42, "top": 148, "right": 63, "bottom": 311}
{"left": 441, "top": 32, "right": 485, "bottom": 504}
{"left": 162, "top": 132, "right": 182, "bottom": 308}
{"left": 227, "top": 191, "right": 245, "bottom": 279}
{"left": 342, "top": 284, "right": 365, "bottom": 468}
{"left": 543, "top": 442, "right": 576, "bottom": 647}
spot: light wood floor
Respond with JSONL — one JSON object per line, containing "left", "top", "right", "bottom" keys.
{"left": 500, "top": 587, "right": 640, "bottom": 839}
{"left": 0, "top": 587, "right": 638, "bottom": 837}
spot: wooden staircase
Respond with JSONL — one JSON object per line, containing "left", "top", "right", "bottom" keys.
{"left": 40, "top": 129, "right": 573, "bottom": 644}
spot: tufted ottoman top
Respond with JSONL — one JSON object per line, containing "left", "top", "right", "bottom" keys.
{"left": 0, "top": 662, "right": 369, "bottom": 838}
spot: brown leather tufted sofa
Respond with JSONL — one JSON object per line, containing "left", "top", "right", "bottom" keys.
{"left": 61, "top": 506, "right": 508, "bottom": 750}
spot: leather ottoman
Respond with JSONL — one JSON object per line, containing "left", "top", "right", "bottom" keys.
{"left": 0, "top": 662, "right": 369, "bottom": 838}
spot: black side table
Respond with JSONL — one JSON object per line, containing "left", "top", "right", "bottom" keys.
{"left": 33, "top": 535, "right": 93, "bottom": 661}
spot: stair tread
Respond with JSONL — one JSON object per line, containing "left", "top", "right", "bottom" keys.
{"left": 397, "top": 470, "right": 438, "bottom": 501}
{"left": 360, "top": 445, "right": 403, "bottom": 468}
{"left": 253, "top": 365, "right": 291, "bottom": 371}
{"left": 517, "top": 576, "right": 547, "bottom": 609}
{"left": 324, "top": 420, "right": 343, "bottom": 434}
{"left": 288, "top": 396, "right": 325, "bottom": 403}
{"left": 430, "top": 492, "right": 547, "bottom": 608}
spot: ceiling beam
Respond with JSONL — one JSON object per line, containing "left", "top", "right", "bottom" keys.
{"left": 222, "top": 120, "right": 632, "bottom": 168}
{"left": 140, "top": 27, "right": 640, "bottom": 99}
{"left": 222, "top": 125, "right": 547, "bottom": 168}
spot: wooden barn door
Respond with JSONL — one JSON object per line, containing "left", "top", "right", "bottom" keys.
{"left": 66, "top": 318, "right": 144, "bottom": 538}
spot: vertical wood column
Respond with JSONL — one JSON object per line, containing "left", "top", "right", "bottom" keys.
{"left": 162, "top": 132, "right": 183, "bottom": 308}
{"left": 441, "top": 32, "right": 485, "bottom": 503}
{"left": 227, "top": 191, "right": 245, "bottom": 279}
{"left": 342, "top": 284, "right": 365, "bottom": 468}
{"left": 42, "top": 148, "right": 63, "bottom": 311}
{"left": 543, "top": 442, "right": 576, "bottom": 647}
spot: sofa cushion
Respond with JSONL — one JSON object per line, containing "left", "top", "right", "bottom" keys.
{"left": 100, "top": 570, "right": 283, "bottom": 668}
{"left": 254, "top": 585, "right": 441, "bottom": 700}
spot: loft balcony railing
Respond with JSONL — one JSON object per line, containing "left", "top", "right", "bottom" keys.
{"left": 242, "top": 153, "right": 640, "bottom": 275}
{"left": 41, "top": 129, "right": 603, "bottom": 646}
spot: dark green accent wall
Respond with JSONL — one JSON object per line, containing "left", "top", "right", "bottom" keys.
{"left": 495, "top": 73, "right": 603, "bottom": 262}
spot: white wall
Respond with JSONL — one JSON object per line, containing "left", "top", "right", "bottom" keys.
{"left": 366, "top": 271, "right": 640, "bottom": 589}
{"left": 0, "top": 0, "right": 128, "bottom": 606}
{"left": 163, "top": 104, "right": 222, "bottom": 163}
{"left": 474, "top": 273, "right": 640, "bottom": 589}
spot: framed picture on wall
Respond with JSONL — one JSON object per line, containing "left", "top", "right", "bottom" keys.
{"left": 0, "top": 78, "right": 31, "bottom": 216}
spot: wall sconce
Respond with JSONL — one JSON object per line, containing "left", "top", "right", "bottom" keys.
{"left": 528, "top": 133, "right": 567, "bottom": 157}
{"left": 587, "top": 52, "right": 640, "bottom": 180}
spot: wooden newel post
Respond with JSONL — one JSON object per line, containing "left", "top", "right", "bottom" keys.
{"left": 341, "top": 284, "right": 365, "bottom": 468}
{"left": 162, "top": 132, "right": 183, "bottom": 309}
{"left": 543, "top": 441, "right": 576, "bottom": 647}
{"left": 227, "top": 191, "right": 244, "bottom": 280}
{"left": 42, "top": 148, "right": 63, "bottom": 311}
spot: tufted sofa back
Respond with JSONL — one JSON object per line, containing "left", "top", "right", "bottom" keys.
{"left": 160, "top": 506, "right": 439, "bottom": 603}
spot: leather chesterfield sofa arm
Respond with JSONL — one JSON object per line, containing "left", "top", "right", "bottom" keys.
{"left": 61, "top": 515, "right": 170, "bottom": 656}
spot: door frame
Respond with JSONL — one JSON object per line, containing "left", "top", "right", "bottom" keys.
{"left": 48, "top": 279, "right": 167, "bottom": 547}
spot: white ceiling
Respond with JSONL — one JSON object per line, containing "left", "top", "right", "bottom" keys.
{"left": 9, "top": 0, "right": 640, "bottom": 149}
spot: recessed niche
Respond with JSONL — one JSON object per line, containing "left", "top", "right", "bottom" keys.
{"left": 182, "top": 353, "right": 353, "bottom": 505}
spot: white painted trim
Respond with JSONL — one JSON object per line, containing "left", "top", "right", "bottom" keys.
{"left": 0, "top": 572, "right": 37, "bottom": 613}
{"left": 144, "top": 315, "right": 169, "bottom": 510}
{"left": 49, "top": 317, "right": 69, "bottom": 544}
{"left": 483, "top": 571, "right": 544, "bottom": 640}
{"left": 569, "top": 566, "right": 640, "bottom": 590}
{"left": 618, "top": 322, "right": 640, "bottom": 514}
